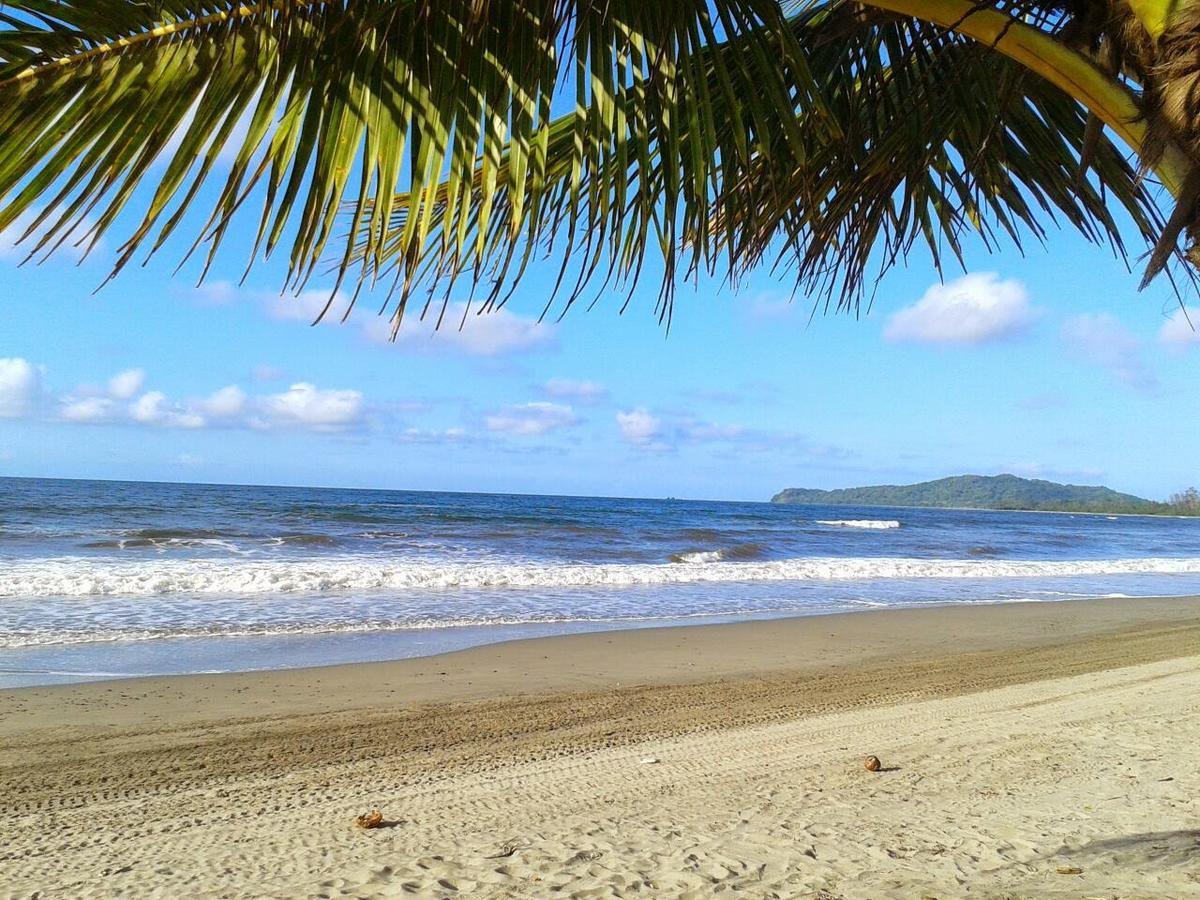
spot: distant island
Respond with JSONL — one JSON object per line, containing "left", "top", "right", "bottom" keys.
{"left": 771, "top": 474, "right": 1200, "bottom": 516}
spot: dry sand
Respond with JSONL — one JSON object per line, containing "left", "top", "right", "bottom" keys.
{"left": 2, "top": 596, "right": 1198, "bottom": 898}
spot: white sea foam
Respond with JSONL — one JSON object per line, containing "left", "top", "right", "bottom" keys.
{"left": 816, "top": 520, "right": 901, "bottom": 529}
{"left": 673, "top": 550, "right": 726, "bottom": 564}
{"left": 0, "top": 606, "right": 798, "bottom": 649}
{"left": 3, "top": 555, "right": 1200, "bottom": 598}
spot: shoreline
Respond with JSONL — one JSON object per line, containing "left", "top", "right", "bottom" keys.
{"left": 3, "top": 596, "right": 1199, "bottom": 898}
{"left": 9, "top": 585, "right": 1200, "bottom": 691}
{"left": 3, "top": 595, "right": 1197, "bottom": 734}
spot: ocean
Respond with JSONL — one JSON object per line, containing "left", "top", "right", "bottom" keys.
{"left": 3, "top": 476, "right": 1200, "bottom": 687}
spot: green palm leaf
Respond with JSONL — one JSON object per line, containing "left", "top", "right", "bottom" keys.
{"left": 0, "top": 0, "right": 825, "bottom": 322}
{"left": 367, "top": 2, "right": 1173, "bottom": 325}
{"left": 0, "top": 0, "right": 1192, "bottom": 334}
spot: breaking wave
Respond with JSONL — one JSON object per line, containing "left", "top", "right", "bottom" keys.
{"left": 816, "top": 520, "right": 901, "bottom": 529}
{"left": 668, "top": 543, "right": 769, "bottom": 564}
{"left": 5, "top": 555, "right": 1200, "bottom": 598}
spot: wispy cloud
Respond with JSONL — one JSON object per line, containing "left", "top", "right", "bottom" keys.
{"left": 486, "top": 402, "right": 578, "bottom": 436}
{"left": 252, "top": 365, "right": 286, "bottom": 383}
{"left": 745, "top": 290, "right": 799, "bottom": 321}
{"left": 262, "top": 288, "right": 343, "bottom": 324}
{"left": 541, "top": 378, "right": 607, "bottom": 403}
{"left": 885, "top": 273, "right": 1038, "bottom": 345}
{"left": 616, "top": 404, "right": 853, "bottom": 462}
{"left": 1159, "top": 306, "right": 1200, "bottom": 353}
{"left": 187, "top": 281, "right": 241, "bottom": 306}
{"left": 684, "top": 421, "right": 746, "bottom": 442}
{"left": 398, "top": 426, "right": 472, "bottom": 445}
{"left": 192, "top": 283, "right": 557, "bottom": 357}
{"left": 1061, "top": 313, "right": 1158, "bottom": 391}
{"left": 389, "top": 303, "right": 556, "bottom": 357}
{"left": 681, "top": 381, "right": 784, "bottom": 408}
{"left": 620, "top": 407, "right": 749, "bottom": 451}
{"left": 617, "top": 408, "right": 751, "bottom": 451}
{"left": 60, "top": 396, "right": 113, "bottom": 424}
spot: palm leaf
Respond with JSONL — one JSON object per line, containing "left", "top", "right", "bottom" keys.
{"left": 364, "top": 2, "right": 1173, "bottom": 325}
{"left": 0, "top": 0, "right": 827, "bottom": 326}
{"left": 0, "top": 0, "right": 1190, "bottom": 333}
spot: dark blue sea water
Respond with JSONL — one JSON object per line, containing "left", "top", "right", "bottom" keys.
{"left": 4, "top": 476, "right": 1200, "bottom": 687}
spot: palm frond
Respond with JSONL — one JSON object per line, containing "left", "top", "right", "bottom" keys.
{"left": 0, "top": 0, "right": 826, "bottom": 322}
{"left": 735, "top": 4, "right": 1169, "bottom": 308}
{"left": 0, "top": 0, "right": 1192, "bottom": 333}
{"left": 363, "top": 2, "right": 1173, "bottom": 325}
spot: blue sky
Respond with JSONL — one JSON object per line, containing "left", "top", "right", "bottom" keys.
{"left": 2, "top": 189, "right": 1199, "bottom": 502}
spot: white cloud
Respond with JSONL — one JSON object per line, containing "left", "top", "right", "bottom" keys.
{"left": 0, "top": 358, "right": 41, "bottom": 418}
{"left": 130, "top": 391, "right": 168, "bottom": 424}
{"left": 186, "top": 279, "right": 347, "bottom": 327}
{"left": 177, "top": 452, "right": 205, "bottom": 467}
{"left": 175, "top": 413, "right": 209, "bottom": 429}
{"left": 541, "top": 378, "right": 607, "bottom": 402}
{"left": 61, "top": 389, "right": 209, "bottom": 429}
{"left": 24, "top": 361, "right": 366, "bottom": 434}
{"left": 129, "top": 391, "right": 205, "bottom": 429}
{"left": 197, "top": 283, "right": 348, "bottom": 327}
{"left": 258, "top": 382, "right": 364, "bottom": 430}
{"left": 60, "top": 396, "right": 113, "bottom": 423}
{"left": 1061, "top": 313, "right": 1157, "bottom": 391}
{"left": 616, "top": 408, "right": 662, "bottom": 446}
{"left": 885, "top": 273, "right": 1038, "bottom": 345}
{"left": 390, "top": 303, "right": 556, "bottom": 357}
{"left": 614, "top": 405, "right": 841, "bottom": 459}
{"left": 200, "top": 281, "right": 555, "bottom": 358}
{"left": 199, "top": 385, "right": 246, "bottom": 419}
{"left": 485, "top": 402, "right": 578, "bottom": 436}
{"left": 107, "top": 368, "right": 146, "bottom": 400}
{"left": 1160, "top": 307, "right": 1200, "bottom": 352}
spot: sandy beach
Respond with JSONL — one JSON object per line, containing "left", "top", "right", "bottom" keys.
{"left": 2, "top": 596, "right": 1198, "bottom": 898}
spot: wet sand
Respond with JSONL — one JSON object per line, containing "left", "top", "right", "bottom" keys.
{"left": 2, "top": 596, "right": 1198, "bottom": 898}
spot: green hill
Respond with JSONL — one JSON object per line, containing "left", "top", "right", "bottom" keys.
{"left": 770, "top": 474, "right": 1176, "bottom": 515}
